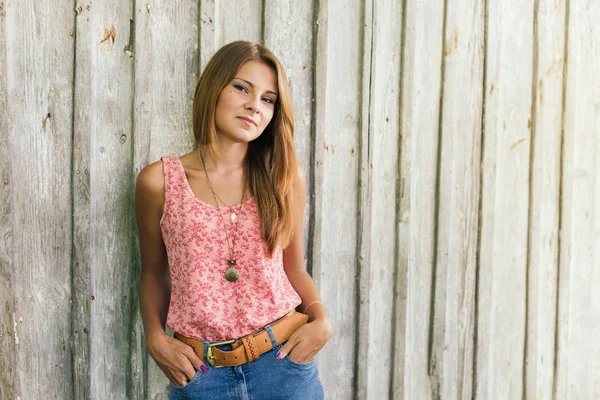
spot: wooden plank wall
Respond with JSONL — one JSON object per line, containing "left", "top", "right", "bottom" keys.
{"left": 2, "top": 3, "right": 75, "bottom": 400}
{"left": 1, "top": 1, "right": 599, "bottom": 399}
{"left": 556, "top": 1, "right": 600, "bottom": 398}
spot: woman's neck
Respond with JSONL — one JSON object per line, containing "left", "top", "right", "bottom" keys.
{"left": 200, "top": 141, "right": 247, "bottom": 173}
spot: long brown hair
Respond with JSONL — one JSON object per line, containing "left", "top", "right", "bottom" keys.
{"left": 192, "top": 41, "right": 297, "bottom": 254}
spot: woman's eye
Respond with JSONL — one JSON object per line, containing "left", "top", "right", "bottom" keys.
{"left": 233, "top": 84, "right": 248, "bottom": 93}
{"left": 262, "top": 97, "right": 275, "bottom": 104}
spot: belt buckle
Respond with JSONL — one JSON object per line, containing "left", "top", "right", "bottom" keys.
{"left": 206, "top": 339, "right": 236, "bottom": 368}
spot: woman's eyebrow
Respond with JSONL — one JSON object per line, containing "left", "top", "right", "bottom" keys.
{"left": 234, "top": 77, "right": 278, "bottom": 96}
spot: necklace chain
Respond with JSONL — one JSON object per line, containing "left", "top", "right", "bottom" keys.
{"left": 210, "top": 185, "right": 236, "bottom": 208}
{"left": 198, "top": 149, "right": 247, "bottom": 271}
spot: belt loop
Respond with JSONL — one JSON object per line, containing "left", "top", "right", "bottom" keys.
{"left": 265, "top": 325, "right": 278, "bottom": 347}
{"left": 202, "top": 339, "right": 210, "bottom": 364}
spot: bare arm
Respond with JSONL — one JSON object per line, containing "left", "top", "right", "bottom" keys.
{"left": 135, "top": 160, "right": 204, "bottom": 385}
{"left": 135, "top": 161, "right": 170, "bottom": 341}
{"left": 278, "top": 165, "right": 333, "bottom": 362}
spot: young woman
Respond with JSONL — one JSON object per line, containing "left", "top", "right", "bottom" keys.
{"left": 135, "top": 41, "right": 332, "bottom": 399}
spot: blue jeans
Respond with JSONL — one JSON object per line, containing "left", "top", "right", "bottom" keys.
{"left": 168, "top": 325, "right": 324, "bottom": 400}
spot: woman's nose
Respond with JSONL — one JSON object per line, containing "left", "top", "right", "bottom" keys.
{"left": 244, "top": 97, "right": 260, "bottom": 113}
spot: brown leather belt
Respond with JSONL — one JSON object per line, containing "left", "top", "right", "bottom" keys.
{"left": 174, "top": 310, "right": 308, "bottom": 368}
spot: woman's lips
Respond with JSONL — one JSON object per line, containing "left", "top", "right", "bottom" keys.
{"left": 237, "top": 116, "right": 256, "bottom": 126}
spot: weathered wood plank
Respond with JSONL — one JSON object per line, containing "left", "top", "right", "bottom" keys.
{"left": 79, "top": 3, "right": 135, "bottom": 399}
{"left": 355, "top": 0, "right": 374, "bottom": 396}
{"left": 400, "top": 0, "right": 445, "bottom": 398}
{"left": 556, "top": 1, "right": 600, "bottom": 397}
{"left": 525, "top": 0, "right": 566, "bottom": 398}
{"left": 219, "top": 0, "right": 262, "bottom": 45}
{"left": 263, "top": 1, "right": 314, "bottom": 254}
{"left": 3, "top": 2, "right": 600, "bottom": 398}
{"left": 310, "top": 0, "right": 362, "bottom": 397}
{"left": 432, "top": 0, "right": 485, "bottom": 398}
{"left": 72, "top": 2, "right": 95, "bottom": 399}
{"left": 199, "top": 0, "right": 262, "bottom": 88}
{"left": 199, "top": 0, "right": 218, "bottom": 72}
{"left": 133, "top": 3, "right": 200, "bottom": 398}
{"left": 476, "top": 0, "right": 534, "bottom": 397}
{"left": 134, "top": 2, "right": 199, "bottom": 165}
{"left": 392, "top": 2, "right": 409, "bottom": 396}
{"left": 0, "top": 3, "right": 14, "bottom": 398}
{"left": 355, "top": 0, "right": 401, "bottom": 398}
{"left": 4, "top": 2, "right": 75, "bottom": 399}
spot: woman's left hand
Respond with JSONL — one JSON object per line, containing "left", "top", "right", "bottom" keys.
{"left": 276, "top": 317, "right": 333, "bottom": 363}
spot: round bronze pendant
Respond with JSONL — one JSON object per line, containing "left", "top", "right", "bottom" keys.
{"left": 225, "top": 267, "right": 240, "bottom": 282}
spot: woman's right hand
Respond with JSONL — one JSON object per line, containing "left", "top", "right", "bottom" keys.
{"left": 146, "top": 332, "right": 206, "bottom": 386}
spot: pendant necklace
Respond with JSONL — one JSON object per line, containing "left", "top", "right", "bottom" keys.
{"left": 210, "top": 189, "right": 239, "bottom": 222}
{"left": 199, "top": 149, "right": 246, "bottom": 282}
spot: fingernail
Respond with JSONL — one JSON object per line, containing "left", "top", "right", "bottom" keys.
{"left": 200, "top": 365, "right": 208, "bottom": 373}
{"left": 276, "top": 352, "right": 284, "bottom": 359}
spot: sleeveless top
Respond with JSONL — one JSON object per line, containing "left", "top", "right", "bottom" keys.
{"left": 159, "top": 156, "right": 302, "bottom": 341}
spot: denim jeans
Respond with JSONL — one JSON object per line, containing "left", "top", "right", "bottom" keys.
{"left": 168, "top": 325, "right": 324, "bottom": 400}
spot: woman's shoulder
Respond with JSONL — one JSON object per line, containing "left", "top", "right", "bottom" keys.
{"left": 136, "top": 152, "right": 195, "bottom": 194}
{"left": 136, "top": 158, "right": 168, "bottom": 196}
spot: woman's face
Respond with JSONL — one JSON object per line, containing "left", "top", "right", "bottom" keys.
{"left": 214, "top": 60, "right": 278, "bottom": 144}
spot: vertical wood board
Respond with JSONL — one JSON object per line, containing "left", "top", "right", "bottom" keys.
{"left": 134, "top": 3, "right": 199, "bottom": 164}
{"left": 433, "top": 0, "right": 485, "bottom": 398}
{"left": 219, "top": 0, "right": 262, "bottom": 46}
{"left": 476, "top": 0, "right": 534, "bottom": 397}
{"left": 525, "top": 0, "right": 566, "bottom": 398}
{"left": 0, "top": 2, "right": 14, "bottom": 397}
{"left": 5, "top": 2, "right": 75, "bottom": 399}
{"left": 311, "top": 0, "right": 362, "bottom": 397}
{"left": 357, "top": 0, "right": 402, "bottom": 397}
{"left": 556, "top": 1, "right": 600, "bottom": 397}
{"left": 355, "top": 0, "right": 374, "bottom": 396}
{"left": 199, "top": 0, "right": 217, "bottom": 71}
{"left": 401, "top": 0, "right": 445, "bottom": 398}
{"left": 85, "top": 3, "right": 135, "bottom": 399}
{"left": 392, "top": 0, "right": 409, "bottom": 395}
{"left": 72, "top": 2, "right": 96, "bottom": 399}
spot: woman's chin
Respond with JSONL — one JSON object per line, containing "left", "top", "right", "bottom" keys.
{"left": 218, "top": 133, "right": 260, "bottom": 145}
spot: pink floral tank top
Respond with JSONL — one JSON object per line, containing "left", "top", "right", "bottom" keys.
{"left": 159, "top": 157, "right": 302, "bottom": 341}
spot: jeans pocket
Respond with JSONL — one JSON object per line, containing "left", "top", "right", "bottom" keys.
{"left": 284, "top": 354, "right": 316, "bottom": 368}
{"left": 169, "top": 370, "right": 202, "bottom": 391}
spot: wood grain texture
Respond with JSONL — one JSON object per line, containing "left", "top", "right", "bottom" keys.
{"left": 134, "top": 2, "right": 199, "bottom": 166}
{"left": 1, "top": 1, "right": 600, "bottom": 398}
{"left": 310, "top": 0, "right": 362, "bottom": 397}
{"left": 220, "top": 0, "right": 262, "bottom": 46}
{"left": 355, "top": 0, "right": 373, "bottom": 396}
{"left": 556, "top": 0, "right": 600, "bottom": 397}
{"left": 432, "top": 0, "right": 485, "bottom": 398}
{"left": 355, "top": 0, "right": 401, "bottom": 397}
{"left": 199, "top": 0, "right": 218, "bottom": 72}
{"left": 4, "top": 2, "right": 75, "bottom": 399}
{"left": 199, "top": 0, "right": 262, "bottom": 102}
{"left": 263, "top": 1, "right": 314, "bottom": 254}
{"left": 400, "top": 0, "right": 445, "bottom": 398}
{"left": 133, "top": 3, "right": 200, "bottom": 398}
{"left": 0, "top": 2, "right": 14, "bottom": 398}
{"left": 525, "top": 0, "right": 566, "bottom": 398}
{"left": 82, "top": 2, "right": 135, "bottom": 398}
{"left": 72, "top": 2, "right": 94, "bottom": 398}
{"left": 392, "top": 1, "right": 409, "bottom": 396}
{"left": 476, "top": 0, "right": 534, "bottom": 398}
